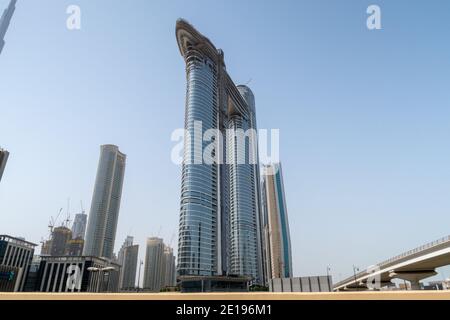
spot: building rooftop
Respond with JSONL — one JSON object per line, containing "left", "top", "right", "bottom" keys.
{"left": 39, "top": 255, "right": 121, "bottom": 267}
{"left": 0, "top": 235, "right": 37, "bottom": 248}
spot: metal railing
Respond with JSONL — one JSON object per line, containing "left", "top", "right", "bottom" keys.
{"left": 378, "top": 235, "right": 450, "bottom": 267}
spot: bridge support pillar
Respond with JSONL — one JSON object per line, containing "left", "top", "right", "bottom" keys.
{"left": 389, "top": 270, "right": 437, "bottom": 290}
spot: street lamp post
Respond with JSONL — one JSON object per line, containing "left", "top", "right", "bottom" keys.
{"left": 137, "top": 260, "right": 143, "bottom": 292}
{"left": 353, "top": 265, "right": 359, "bottom": 291}
{"left": 326, "top": 266, "right": 332, "bottom": 290}
{"left": 87, "top": 266, "right": 116, "bottom": 293}
{"left": 102, "top": 267, "right": 115, "bottom": 292}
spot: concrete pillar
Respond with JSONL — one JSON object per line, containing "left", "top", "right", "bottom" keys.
{"left": 389, "top": 270, "right": 437, "bottom": 290}
{"left": 410, "top": 280, "right": 421, "bottom": 290}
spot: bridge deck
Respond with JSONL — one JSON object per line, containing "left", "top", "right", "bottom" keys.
{"left": 334, "top": 235, "right": 450, "bottom": 289}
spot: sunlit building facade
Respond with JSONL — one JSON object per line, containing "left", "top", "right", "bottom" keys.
{"left": 262, "top": 163, "right": 292, "bottom": 279}
{"left": 84, "top": 145, "right": 126, "bottom": 259}
{"left": 176, "top": 19, "right": 264, "bottom": 284}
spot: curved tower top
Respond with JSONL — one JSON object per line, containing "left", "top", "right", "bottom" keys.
{"left": 175, "top": 18, "right": 225, "bottom": 67}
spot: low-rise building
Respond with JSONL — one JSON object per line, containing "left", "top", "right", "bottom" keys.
{"left": 0, "top": 235, "right": 37, "bottom": 291}
{"left": 36, "top": 256, "right": 121, "bottom": 292}
{"left": 0, "top": 265, "right": 19, "bottom": 291}
{"left": 23, "top": 255, "right": 41, "bottom": 292}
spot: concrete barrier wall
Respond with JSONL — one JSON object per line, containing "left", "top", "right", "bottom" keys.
{"left": 270, "top": 276, "right": 333, "bottom": 292}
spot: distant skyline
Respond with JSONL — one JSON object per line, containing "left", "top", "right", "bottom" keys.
{"left": 1, "top": 0, "right": 450, "bottom": 285}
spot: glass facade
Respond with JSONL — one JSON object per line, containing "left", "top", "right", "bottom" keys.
{"left": 228, "top": 115, "right": 259, "bottom": 280}
{"left": 274, "top": 167, "right": 292, "bottom": 277}
{"left": 178, "top": 45, "right": 219, "bottom": 276}
{"left": 176, "top": 20, "right": 265, "bottom": 284}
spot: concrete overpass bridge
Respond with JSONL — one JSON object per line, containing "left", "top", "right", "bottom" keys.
{"left": 334, "top": 235, "right": 450, "bottom": 291}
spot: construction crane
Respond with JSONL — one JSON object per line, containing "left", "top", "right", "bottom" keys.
{"left": 48, "top": 208, "right": 63, "bottom": 236}
{"left": 80, "top": 200, "right": 85, "bottom": 214}
{"left": 63, "top": 198, "right": 71, "bottom": 228}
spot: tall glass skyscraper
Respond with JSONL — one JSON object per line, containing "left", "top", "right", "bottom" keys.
{"left": 262, "top": 163, "right": 293, "bottom": 279}
{"left": 176, "top": 19, "right": 264, "bottom": 284}
{"left": 84, "top": 145, "right": 126, "bottom": 259}
{"left": 0, "top": 0, "right": 17, "bottom": 55}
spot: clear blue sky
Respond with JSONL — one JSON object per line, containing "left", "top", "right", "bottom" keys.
{"left": 1, "top": 0, "right": 450, "bottom": 284}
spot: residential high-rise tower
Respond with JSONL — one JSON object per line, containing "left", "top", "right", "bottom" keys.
{"left": 143, "top": 237, "right": 176, "bottom": 291}
{"left": 84, "top": 145, "right": 126, "bottom": 259}
{"left": 71, "top": 212, "right": 87, "bottom": 240}
{"left": 143, "top": 237, "right": 164, "bottom": 291}
{"left": 162, "top": 245, "right": 176, "bottom": 288}
{"left": 176, "top": 19, "right": 264, "bottom": 285}
{"left": 262, "top": 163, "right": 293, "bottom": 279}
{"left": 118, "top": 236, "right": 138, "bottom": 290}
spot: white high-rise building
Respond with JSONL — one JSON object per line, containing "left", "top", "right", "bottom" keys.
{"left": 84, "top": 145, "right": 126, "bottom": 259}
